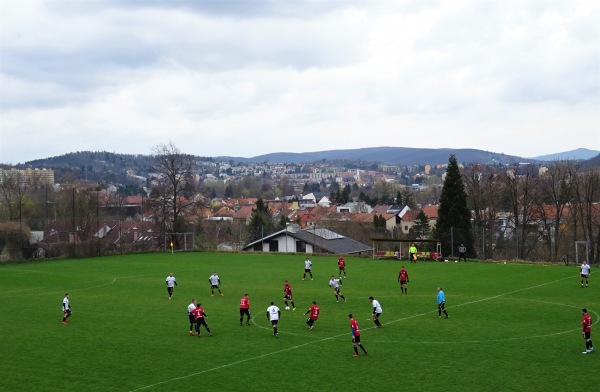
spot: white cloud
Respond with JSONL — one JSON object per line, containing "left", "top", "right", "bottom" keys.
{"left": 1, "top": 0, "right": 598, "bottom": 164}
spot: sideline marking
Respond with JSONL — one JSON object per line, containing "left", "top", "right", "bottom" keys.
{"left": 0, "top": 278, "right": 118, "bottom": 296}
{"left": 128, "top": 274, "right": 584, "bottom": 392}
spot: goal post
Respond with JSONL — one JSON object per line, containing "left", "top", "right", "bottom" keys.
{"left": 164, "top": 232, "right": 195, "bottom": 252}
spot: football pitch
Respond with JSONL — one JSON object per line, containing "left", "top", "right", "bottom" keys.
{"left": 1, "top": 253, "right": 598, "bottom": 391}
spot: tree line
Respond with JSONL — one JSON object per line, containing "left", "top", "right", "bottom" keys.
{"left": 0, "top": 144, "right": 598, "bottom": 264}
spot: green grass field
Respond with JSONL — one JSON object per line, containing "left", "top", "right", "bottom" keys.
{"left": 1, "top": 253, "right": 598, "bottom": 391}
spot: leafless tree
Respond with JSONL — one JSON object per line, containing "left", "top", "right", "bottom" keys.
{"left": 499, "top": 167, "right": 541, "bottom": 260}
{"left": 55, "top": 184, "right": 101, "bottom": 242}
{"left": 572, "top": 168, "right": 600, "bottom": 263}
{"left": 0, "top": 170, "right": 26, "bottom": 222}
{"left": 536, "top": 162, "right": 577, "bottom": 262}
{"left": 463, "top": 164, "right": 502, "bottom": 259}
{"left": 151, "top": 141, "right": 196, "bottom": 247}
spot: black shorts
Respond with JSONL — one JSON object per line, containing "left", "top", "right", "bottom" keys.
{"left": 211, "top": 284, "right": 219, "bottom": 289}
{"left": 438, "top": 302, "right": 446, "bottom": 310}
{"left": 196, "top": 318, "right": 208, "bottom": 328}
{"left": 584, "top": 331, "right": 591, "bottom": 339}
{"left": 333, "top": 288, "right": 341, "bottom": 294}
{"left": 240, "top": 308, "right": 250, "bottom": 317}
{"left": 63, "top": 309, "right": 71, "bottom": 315}
{"left": 581, "top": 274, "right": 589, "bottom": 278}
{"left": 304, "top": 268, "right": 312, "bottom": 273}
{"left": 270, "top": 319, "right": 279, "bottom": 326}
{"left": 188, "top": 314, "right": 195, "bottom": 323}
{"left": 307, "top": 318, "right": 316, "bottom": 326}
{"left": 352, "top": 335, "right": 361, "bottom": 344}
{"left": 284, "top": 294, "right": 293, "bottom": 301}
{"left": 373, "top": 312, "right": 381, "bottom": 320}
{"left": 167, "top": 287, "right": 174, "bottom": 294}
{"left": 400, "top": 280, "right": 407, "bottom": 284}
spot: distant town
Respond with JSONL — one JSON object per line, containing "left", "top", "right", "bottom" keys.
{"left": 0, "top": 148, "right": 599, "bottom": 265}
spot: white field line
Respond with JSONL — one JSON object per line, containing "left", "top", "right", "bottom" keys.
{"left": 129, "top": 274, "right": 587, "bottom": 392}
{"left": 0, "top": 277, "right": 118, "bottom": 296}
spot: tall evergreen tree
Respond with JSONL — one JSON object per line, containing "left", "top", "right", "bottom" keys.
{"left": 395, "top": 191, "right": 403, "bottom": 206}
{"left": 410, "top": 210, "right": 430, "bottom": 239}
{"left": 341, "top": 184, "right": 351, "bottom": 204}
{"left": 246, "top": 198, "right": 275, "bottom": 243}
{"left": 435, "top": 155, "right": 474, "bottom": 258}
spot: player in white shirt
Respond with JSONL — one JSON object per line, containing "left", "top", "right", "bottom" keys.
{"left": 165, "top": 272, "right": 177, "bottom": 299}
{"left": 303, "top": 257, "right": 313, "bottom": 280}
{"left": 61, "top": 293, "right": 72, "bottom": 324}
{"left": 329, "top": 275, "right": 347, "bottom": 303}
{"left": 369, "top": 296, "right": 383, "bottom": 328}
{"left": 581, "top": 260, "right": 591, "bottom": 288}
{"left": 208, "top": 272, "right": 223, "bottom": 296}
{"left": 266, "top": 302, "right": 281, "bottom": 337}
{"left": 187, "top": 299, "right": 197, "bottom": 335}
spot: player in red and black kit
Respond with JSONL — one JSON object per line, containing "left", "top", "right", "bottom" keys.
{"left": 240, "top": 294, "right": 251, "bottom": 326}
{"left": 283, "top": 280, "right": 296, "bottom": 310}
{"left": 191, "top": 303, "right": 212, "bottom": 337}
{"left": 582, "top": 308, "right": 594, "bottom": 354}
{"left": 398, "top": 266, "right": 409, "bottom": 294}
{"left": 337, "top": 256, "right": 347, "bottom": 278}
{"left": 349, "top": 313, "right": 367, "bottom": 357}
{"left": 304, "top": 301, "right": 320, "bottom": 331}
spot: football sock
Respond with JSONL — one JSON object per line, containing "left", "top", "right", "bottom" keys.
{"left": 353, "top": 347, "right": 359, "bottom": 354}
{"left": 359, "top": 344, "right": 366, "bottom": 352}
{"left": 335, "top": 295, "right": 339, "bottom": 301}
{"left": 274, "top": 327, "right": 278, "bottom": 335}
{"left": 291, "top": 301, "right": 296, "bottom": 308}
{"left": 284, "top": 301, "right": 289, "bottom": 307}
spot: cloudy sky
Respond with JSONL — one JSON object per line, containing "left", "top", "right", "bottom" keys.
{"left": 1, "top": 0, "right": 598, "bottom": 164}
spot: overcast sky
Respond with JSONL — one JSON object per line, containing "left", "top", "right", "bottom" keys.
{"left": 1, "top": 0, "right": 598, "bottom": 164}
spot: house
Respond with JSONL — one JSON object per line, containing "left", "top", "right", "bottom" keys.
{"left": 40, "top": 220, "right": 160, "bottom": 251}
{"left": 337, "top": 201, "right": 372, "bottom": 213}
{"left": 232, "top": 205, "right": 255, "bottom": 225}
{"left": 242, "top": 224, "right": 372, "bottom": 255}
{"left": 421, "top": 204, "right": 439, "bottom": 227}
{"left": 399, "top": 204, "right": 439, "bottom": 234}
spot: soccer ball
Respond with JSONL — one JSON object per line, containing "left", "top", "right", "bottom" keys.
{"left": 285, "top": 306, "right": 290, "bottom": 311}
{"left": 455, "top": 260, "right": 458, "bottom": 263}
